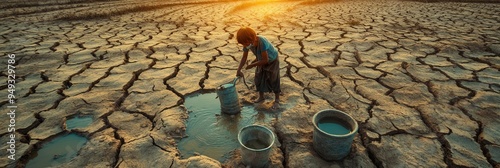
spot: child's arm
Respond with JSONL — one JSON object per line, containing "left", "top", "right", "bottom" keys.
{"left": 246, "top": 51, "right": 269, "bottom": 69}
{"left": 237, "top": 51, "right": 249, "bottom": 77}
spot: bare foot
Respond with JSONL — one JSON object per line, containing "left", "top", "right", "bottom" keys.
{"left": 253, "top": 97, "right": 265, "bottom": 103}
{"left": 271, "top": 101, "right": 280, "bottom": 109}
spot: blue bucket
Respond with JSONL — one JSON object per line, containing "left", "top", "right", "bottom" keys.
{"left": 216, "top": 77, "right": 241, "bottom": 114}
{"left": 312, "top": 109, "right": 358, "bottom": 160}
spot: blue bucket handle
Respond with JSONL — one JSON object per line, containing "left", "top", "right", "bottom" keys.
{"left": 232, "top": 76, "right": 240, "bottom": 85}
{"left": 216, "top": 77, "right": 240, "bottom": 99}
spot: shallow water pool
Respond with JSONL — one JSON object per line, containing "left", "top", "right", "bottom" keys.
{"left": 25, "top": 133, "right": 88, "bottom": 168}
{"left": 177, "top": 92, "right": 273, "bottom": 162}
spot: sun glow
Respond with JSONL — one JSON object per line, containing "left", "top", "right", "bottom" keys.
{"left": 228, "top": 0, "right": 288, "bottom": 14}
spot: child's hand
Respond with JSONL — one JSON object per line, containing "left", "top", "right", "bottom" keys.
{"left": 236, "top": 70, "right": 244, "bottom": 77}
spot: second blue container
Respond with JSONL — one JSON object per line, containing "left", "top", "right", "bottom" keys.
{"left": 312, "top": 109, "right": 358, "bottom": 161}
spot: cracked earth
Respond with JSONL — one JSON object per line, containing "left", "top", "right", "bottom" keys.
{"left": 0, "top": 0, "right": 499, "bottom": 167}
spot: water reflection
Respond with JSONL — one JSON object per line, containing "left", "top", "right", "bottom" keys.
{"left": 177, "top": 92, "right": 273, "bottom": 162}
{"left": 26, "top": 133, "right": 88, "bottom": 168}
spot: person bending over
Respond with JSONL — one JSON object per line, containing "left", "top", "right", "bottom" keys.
{"left": 236, "top": 27, "right": 281, "bottom": 109}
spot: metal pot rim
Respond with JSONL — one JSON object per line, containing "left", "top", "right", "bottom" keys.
{"left": 312, "top": 109, "right": 359, "bottom": 137}
{"left": 238, "top": 124, "right": 275, "bottom": 152}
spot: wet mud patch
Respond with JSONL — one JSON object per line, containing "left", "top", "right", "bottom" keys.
{"left": 65, "top": 115, "right": 93, "bottom": 130}
{"left": 25, "top": 133, "right": 88, "bottom": 168}
{"left": 177, "top": 91, "right": 276, "bottom": 162}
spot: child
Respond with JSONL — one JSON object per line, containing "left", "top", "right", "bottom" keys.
{"left": 235, "top": 27, "right": 281, "bottom": 109}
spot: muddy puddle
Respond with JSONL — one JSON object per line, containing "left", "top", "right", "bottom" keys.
{"left": 65, "top": 115, "right": 93, "bottom": 130}
{"left": 177, "top": 91, "right": 274, "bottom": 162}
{"left": 25, "top": 133, "right": 88, "bottom": 168}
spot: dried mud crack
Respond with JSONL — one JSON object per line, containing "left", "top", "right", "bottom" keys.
{"left": 0, "top": 0, "right": 499, "bottom": 167}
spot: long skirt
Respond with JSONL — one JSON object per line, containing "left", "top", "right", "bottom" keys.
{"left": 254, "top": 59, "right": 281, "bottom": 93}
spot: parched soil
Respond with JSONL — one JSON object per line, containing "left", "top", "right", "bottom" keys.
{"left": 0, "top": 0, "right": 499, "bottom": 167}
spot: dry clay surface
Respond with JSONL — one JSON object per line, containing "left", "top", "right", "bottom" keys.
{"left": 0, "top": 0, "right": 499, "bottom": 167}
